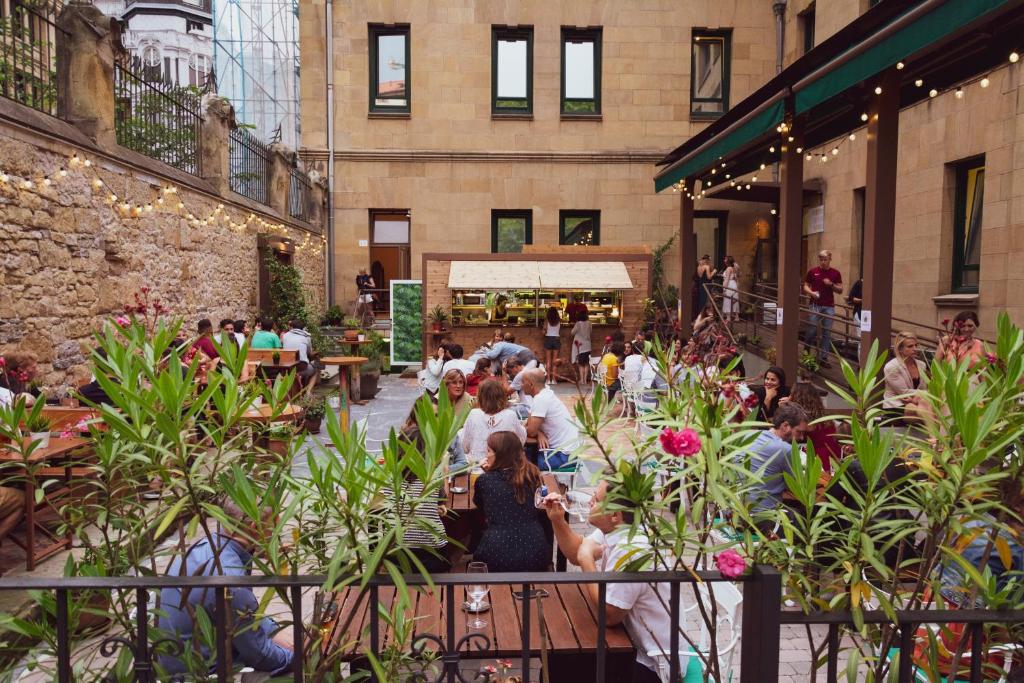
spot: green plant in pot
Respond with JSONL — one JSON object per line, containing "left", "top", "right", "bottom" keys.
{"left": 341, "top": 316, "right": 362, "bottom": 342}
{"left": 320, "top": 304, "right": 345, "bottom": 327}
{"left": 24, "top": 409, "right": 51, "bottom": 449}
{"left": 302, "top": 397, "right": 326, "bottom": 434}
{"left": 427, "top": 304, "right": 449, "bottom": 332}
{"left": 359, "top": 331, "right": 388, "bottom": 400}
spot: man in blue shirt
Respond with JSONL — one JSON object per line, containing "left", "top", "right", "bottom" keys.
{"left": 157, "top": 507, "right": 292, "bottom": 677}
{"left": 740, "top": 403, "right": 808, "bottom": 530}
{"left": 482, "top": 340, "right": 536, "bottom": 367}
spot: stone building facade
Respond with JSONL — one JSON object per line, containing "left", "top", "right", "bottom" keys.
{"left": 299, "top": 0, "right": 780, "bottom": 307}
{"left": 0, "top": 5, "right": 325, "bottom": 390}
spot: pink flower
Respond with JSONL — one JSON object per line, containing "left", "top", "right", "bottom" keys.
{"left": 941, "top": 318, "right": 950, "bottom": 327}
{"left": 60, "top": 430, "right": 72, "bottom": 439}
{"left": 715, "top": 549, "right": 747, "bottom": 578}
{"left": 115, "top": 316, "right": 130, "bottom": 327}
{"left": 0, "top": 357, "right": 5, "bottom": 368}
{"left": 140, "top": 286, "right": 150, "bottom": 294}
{"left": 659, "top": 427, "right": 702, "bottom": 457}
{"left": 743, "top": 393, "right": 759, "bottom": 410}
{"left": 986, "top": 352, "right": 998, "bottom": 364}
{"left": 74, "top": 419, "right": 88, "bottom": 432}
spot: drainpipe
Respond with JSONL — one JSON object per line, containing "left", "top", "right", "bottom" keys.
{"left": 324, "top": 0, "right": 335, "bottom": 306}
{"left": 772, "top": 1, "right": 787, "bottom": 183}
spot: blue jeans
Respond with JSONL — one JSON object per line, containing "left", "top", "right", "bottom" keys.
{"left": 807, "top": 304, "right": 835, "bottom": 359}
{"left": 449, "top": 436, "right": 467, "bottom": 470}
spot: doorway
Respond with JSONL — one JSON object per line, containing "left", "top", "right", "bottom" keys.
{"left": 368, "top": 210, "right": 411, "bottom": 314}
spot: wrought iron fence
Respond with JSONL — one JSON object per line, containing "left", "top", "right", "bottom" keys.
{"left": 0, "top": 0, "right": 66, "bottom": 115}
{"left": 288, "top": 165, "right": 311, "bottom": 221}
{"left": 229, "top": 125, "right": 270, "bottom": 205}
{"left": 113, "top": 57, "right": 202, "bottom": 176}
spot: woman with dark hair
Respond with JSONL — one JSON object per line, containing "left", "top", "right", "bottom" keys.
{"left": 786, "top": 382, "right": 842, "bottom": 473}
{"left": 721, "top": 255, "right": 739, "bottom": 323}
{"left": 600, "top": 340, "right": 625, "bottom": 400}
{"left": 465, "top": 357, "right": 492, "bottom": 397}
{"left": 542, "top": 306, "right": 562, "bottom": 385}
{"left": 472, "top": 431, "right": 550, "bottom": 572}
{"left": 570, "top": 309, "right": 593, "bottom": 381}
{"left": 752, "top": 366, "right": 789, "bottom": 422}
{"left": 937, "top": 310, "right": 985, "bottom": 366}
{"left": 461, "top": 379, "right": 525, "bottom": 463}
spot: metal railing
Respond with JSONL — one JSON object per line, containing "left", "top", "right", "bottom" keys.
{"left": 288, "top": 166, "right": 311, "bottom": 221}
{"left": 0, "top": 0, "right": 65, "bottom": 115}
{"left": 113, "top": 57, "right": 202, "bottom": 176}
{"left": 228, "top": 126, "right": 270, "bottom": 205}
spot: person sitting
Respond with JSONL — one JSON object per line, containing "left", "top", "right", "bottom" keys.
{"left": 250, "top": 317, "right": 283, "bottom": 350}
{"left": 441, "top": 369, "right": 474, "bottom": 470}
{"left": 78, "top": 348, "right": 115, "bottom": 406}
{"left": 504, "top": 356, "right": 533, "bottom": 409}
{"left": 191, "top": 319, "right": 220, "bottom": 359}
{"left": 786, "top": 382, "right": 841, "bottom": 473}
{"left": 621, "top": 341, "right": 644, "bottom": 386}
{"left": 441, "top": 343, "right": 476, "bottom": 378}
{"left": 0, "top": 350, "right": 40, "bottom": 407}
{"left": 739, "top": 403, "right": 808, "bottom": 533}
{"left": 751, "top": 366, "right": 789, "bottom": 422}
{"left": 600, "top": 341, "right": 624, "bottom": 401}
{"left": 472, "top": 431, "right": 551, "bottom": 572}
{"left": 380, "top": 419, "right": 450, "bottom": 573}
{"left": 542, "top": 471, "right": 686, "bottom": 682}
{"left": 233, "top": 319, "right": 249, "bottom": 347}
{"left": 461, "top": 379, "right": 526, "bottom": 463}
{"left": 465, "top": 357, "right": 491, "bottom": 397}
{"left": 522, "top": 369, "right": 578, "bottom": 470}
{"left": 936, "top": 310, "right": 985, "bottom": 366}
{"left": 157, "top": 503, "right": 292, "bottom": 676}
{"left": 217, "top": 319, "right": 237, "bottom": 348}
{"left": 418, "top": 342, "right": 451, "bottom": 395}
{"left": 281, "top": 319, "right": 317, "bottom": 388}
{"left": 883, "top": 331, "right": 929, "bottom": 425}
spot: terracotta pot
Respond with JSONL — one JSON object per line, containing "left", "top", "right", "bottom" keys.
{"left": 343, "top": 329, "right": 359, "bottom": 342}
{"left": 304, "top": 417, "right": 322, "bottom": 434}
{"left": 267, "top": 437, "right": 289, "bottom": 457}
{"left": 74, "top": 592, "right": 112, "bottom": 636}
{"left": 431, "top": 322, "right": 443, "bottom": 332}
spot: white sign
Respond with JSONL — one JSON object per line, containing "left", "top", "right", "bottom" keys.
{"left": 776, "top": 308, "right": 783, "bottom": 326}
{"left": 802, "top": 205, "right": 824, "bottom": 236}
{"left": 358, "top": 239, "right": 368, "bottom": 247}
{"left": 861, "top": 310, "right": 872, "bottom": 332}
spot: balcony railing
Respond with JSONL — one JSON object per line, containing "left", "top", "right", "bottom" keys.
{"left": 229, "top": 125, "right": 270, "bottom": 205}
{"left": 0, "top": 0, "right": 66, "bottom": 115}
{"left": 288, "top": 166, "right": 311, "bottom": 221}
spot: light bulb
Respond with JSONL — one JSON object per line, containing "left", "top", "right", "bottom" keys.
{"left": 787, "top": 136, "right": 794, "bottom": 142}
{"left": 720, "top": 163, "right": 726, "bottom": 168}
{"left": 860, "top": 113, "right": 868, "bottom": 121}
{"left": 145, "top": 204, "right": 153, "bottom": 212}
{"left": 23, "top": 180, "right": 32, "bottom": 188}
{"left": 796, "top": 147, "right": 802, "bottom": 154}
{"left": 1010, "top": 51, "right": 1020, "bottom": 64}
{"left": 84, "top": 160, "right": 92, "bottom": 167}
{"left": 770, "top": 208, "right": 777, "bottom": 215}
{"left": 874, "top": 86, "right": 882, "bottom": 95}
{"left": 760, "top": 163, "right": 766, "bottom": 169}
{"left": 157, "top": 197, "right": 164, "bottom": 205}
{"left": 820, "top": 155, "right": 827, "bottom": 163}
{"left": 831, "top": 147, "right": 839, "bottom": 156}
{"left": 896, "top": 61, "right": 905, "bottom": 70}
{"left": 725, "top": 174, "right": 731, "bottom": 179}
{"left": 752, "top": 176, "right": 757, "bottom": 182}
{"left": 849, "top": 133, "right": 856, "bottom": 141}
{"left": 711, "top": 168, "right": 717, "bottom": 175}
{"left": 805, "top": 154, "right": 813, "bottom": 161}
{"left": 93, "top": 179, "right": 102, "bottom": 188}
{"left": 0, "top": 173, "right": 8, "bottom": 183}
{"left": 980, "top": 77, "right": 990, "bottom": 88}
{"left": 108, "top": 193, "right": 117, "bottom": 202}
{"left": 914, "top": 79, "right": 923, "bottom": 87}
{"left": 58, "top": 169, "right": 67, "bottom": 177}
{"left": 769, "top": 146, "right": 775, "bottom": 153}
{"left": 954, "top": 88, "right": 963, "bottom": 99}
{"left": 929, "top": 88, "right": 938, "bottom": 98}
{"left": 43, "top": 178, "right": 51, "bottom": 186}
{"left": 745, "top": 184, "right": 751, "bottom": 190}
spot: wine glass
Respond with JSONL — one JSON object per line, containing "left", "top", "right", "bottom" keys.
{"left": 465, "top": 561, "right": 489, "bottom": 629}
{"left": 563, "top": 490, "right": 592, "bottom": 523}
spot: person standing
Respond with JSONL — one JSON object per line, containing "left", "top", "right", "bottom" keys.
{"left": 720, "top": 256, "right": 739, "bottom": 324}
{"left": 570, "top": 309, "right": 593, "bottom": 382}
{"left": 937, "top": 311, "right": 985, "bottom": 367}
{"left": 542, "top": 307, "right": 562, "bottom": 386}
{"left": 355, "top": 268, "right": 376, "bottom": 324}
{"left": 803, "top": 250, "right": 843, "bottom": 367}
{"left": 564, "top": 294, "right": 589, "bottom": 324}
{"left": 694, "top": 255, "right": 716, "bottom": 318}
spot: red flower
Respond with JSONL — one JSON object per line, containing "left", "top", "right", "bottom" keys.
{"left": 941, "top": 318, "right": 950, "bottom": 327}
{"left": 743, "top": 393, "right": 759, "bottom": 410}
{"left": 715, "top": 549, "right": 747, "bottom": 578}
{"left": 140, "top": 286, "right": 150, "bottom": 294}
{"left": 659, "top": 427, "right": 702, "bottom": 457}
{"left": 115, "top": 316, "right": 130, "bottom": 327}
{"left": 0, "top": 357, "right": 5, "bottom": 368}
{"left": 986, "top": 352, "right": 998, "bottom": 364}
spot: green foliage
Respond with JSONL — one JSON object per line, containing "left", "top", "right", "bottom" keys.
{"left": 0, "top": 15, "right": 57, "bottom": 114}
{"left": 391, "top": 282, "right": 423, "bottom": 364}
{"left": 114, "top": 79, "right": 202, "bottom": 174}
{"left": 363, "top": 329, "right": 390, "bottom": 372}
{"left": 799, "top": 348, "right": 821, "bottom": 372}
{"left": 651, "top": 235, "right": 679, "bottom": 313}
{"left": 427, "top": 304, "right": 448, "bottom": 324}
{"left": 320, "top": 305, "right": 345, "bottom": 326}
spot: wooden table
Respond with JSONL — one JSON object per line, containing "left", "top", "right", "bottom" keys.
{"left": 320, "top": 356, "right": 368, "bottom": 432}
{"left": 40, "top": 407, "right": 99, "bottom": 432}
{"left": 240, "top": 403, "right": 303, "bottom": 424}
{"left": 1, "top": 436, "right": 89, "bottom": 571}
{"left": 324, "top": 581, "right": 635, "bottom": 679}
{"left": 257, "top": 359, "right": 299, "bottom": 382}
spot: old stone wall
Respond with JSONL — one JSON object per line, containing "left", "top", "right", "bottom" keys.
{"left": 0, "top": 116, "right": 326, "bottom": 390}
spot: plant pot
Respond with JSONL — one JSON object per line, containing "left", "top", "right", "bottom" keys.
{"left": 343, "top": 329, "right": 359, "bottom": 342}
{"left": 30, "top": 432, "right": 50, "bottom": 449}
{"left": 266, "top": 437, "right": 289, "bottom": 457}
{"left": 304, "top": 416, "right": 322, "bottom": 434}
{"left": 74, "top": 591, "right": 112, "bottom": 636}
{"left": 360, "top": 369, "right": 381, "bottom": 400}
{"left": 357, "top": 333, "right": 366, "bottom": 342}
{"left": 431, "top": 322, "right": 443, "bottom": 332}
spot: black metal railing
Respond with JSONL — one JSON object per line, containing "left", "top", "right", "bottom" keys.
{"left": 288, "top": 166, "right": 311, "bottom": 221}
{"left": 229, "top": 125, "right": 270, "bottom": 205}
{"left": 0, "top": 0, "right": 65, "bottom": 115}
{"left": 0, "top": 568, "right": 776, "bottom": 683}
{"left": 113, "top": 57, "right": 202, "bottom": 176}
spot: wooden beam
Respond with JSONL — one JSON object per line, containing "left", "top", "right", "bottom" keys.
{"left": 679, "top": 190, "right": 695, "bottom": 334}
{"left": 861, "top": 68, "right": 900, "bottom": 364}
{"left": 777, "top": 112, "right": 803, "bottom": 382}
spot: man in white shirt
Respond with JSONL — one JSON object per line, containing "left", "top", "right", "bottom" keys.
{"left": 440, "top": 343, "right": 476, "bottom": 378}
{"left": 543, "top": 476, "right": 686, "bottom": 682}
{"left": 281, "top": 319, "right": 317, "bottom": 386}
{"left": 521, "top": 369, "right": 577, "bottom": 470}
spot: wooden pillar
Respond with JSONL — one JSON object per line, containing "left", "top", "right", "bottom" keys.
{"left": 679, "top": 189, "right": 696, "bottom": 334}
{"left": 861, "top": 69, "right": 900, "bottom": 364}
{"left": 776, "top": 112, "right": 804, "bottom": 381}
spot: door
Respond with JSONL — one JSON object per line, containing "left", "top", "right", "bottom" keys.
{"left": 369, "top": 210, "right": 411, "bottom": 313}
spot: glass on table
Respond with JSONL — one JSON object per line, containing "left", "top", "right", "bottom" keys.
{"left": 465, "top": 561, "right": 490, "bottom": 629}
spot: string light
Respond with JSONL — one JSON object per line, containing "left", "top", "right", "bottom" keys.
{"left": 770, "top": 208, "right": 777, "bottom": 215}
{"left": 980, "top": 77, "right": 990, "bottom": 88}
{"left": 874, "top": 86, "right": 883, "bottom": 95}
{"left": 896, "top": 62, "right": 905, "bottom": 70}
{"left": 915, "top": 79, "right": 923, "bottom": 87}
{"left": 848, "top": 133, "right": 856, "bottom": 141}
{"left": 1010, "top": 51, "right": 1019, "bottom": 64}
{"left": 929, "top": 88, "right": 938, "bottom": 97}
{"left": 954, "top": 87, "right": 964, "bottom": 99}
{"left": 860, "top": 113, "right": 868, "bottom": 122}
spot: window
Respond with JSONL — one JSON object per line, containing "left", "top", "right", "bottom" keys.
{"left": 559, "top": 210, "right": 600, "bottom": 246}
{"left": 188, "top": 53, "right": 210, "bottom": 87}
{"left": 372, "top": 211, "right": 410, "bottom": 243}
{"left": 139, "top": 45, "right": 163, "bottom": 82}
{"left": 951, "top": 157, "right": 984, "bottom": 292}
{"left": 690, "top": 30, "right": 731, "bottom": 119}
{"left": 491, "top": 210, "right": 532, "bottom": 253}
{"left": 560, "top": 27, "right": 601, "bottom": 116}
{"left": 800, "top": 5, "right": 816, "bottom": 54}
{"left": 492, "top": 26, "right": 532, "bottom": 116}
{"left": 186, "top": 20, "right": 204, "bottom": 32}
{"left": 369, "top": 24, "right": 410, "bottom": 113}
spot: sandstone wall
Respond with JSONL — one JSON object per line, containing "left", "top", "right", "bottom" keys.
{"left": 0, "top": 116, "right": 326, "bottom": 390}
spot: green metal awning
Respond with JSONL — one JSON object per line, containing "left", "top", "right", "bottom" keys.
{"left": 795, "top": 0, "right": 1012, "bottom": 114}
{"left": 653, "top": 99, "right": 784, "bottom": 193}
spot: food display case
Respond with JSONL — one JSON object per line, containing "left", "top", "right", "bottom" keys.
{"left": 450, "top": 289, "right": 623, "bottom": 327}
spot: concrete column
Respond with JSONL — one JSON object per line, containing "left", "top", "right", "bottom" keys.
{"left": 861, "top": 69, "right": 901, "bottom": 364}
{"left": 268, "top": 144, "right": 292, "bottom": 216}
{"left": 199, "top": 96, "right": 235, "bottom": 195}
{"left": 776, "top": 112, "right": 804, "bottom": 382}
{"left": 57, "top": 4, "right": 124, "bottom": 147}
{"left": 678, "top": 190, "right": 696, "bottom": 334}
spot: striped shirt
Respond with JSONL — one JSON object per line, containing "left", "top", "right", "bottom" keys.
{"left": 380, "top": 480, "right": 447, "bottom": 549}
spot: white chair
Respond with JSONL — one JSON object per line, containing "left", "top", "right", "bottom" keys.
{"left": 649, "top": 581, "right": 743, "bottom": 683}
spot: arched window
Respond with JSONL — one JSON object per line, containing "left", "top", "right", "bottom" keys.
{"left": 140, "top": 44, "right": 162, "bottom": 81}
{"left": 189, "top": 53, "right": 210, "bottom": 87}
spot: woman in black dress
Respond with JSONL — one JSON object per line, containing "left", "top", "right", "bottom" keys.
{"left": 472, "top": 431, "right": 551, "bottom": 572}
{"left": 751, "top": 365, "right": 789, "bottom": 422}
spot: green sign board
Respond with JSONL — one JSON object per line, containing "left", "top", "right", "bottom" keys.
{"left": 389, "top": 280, "right": 423, "bottom": 366}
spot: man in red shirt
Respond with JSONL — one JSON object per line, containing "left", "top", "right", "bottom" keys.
{"left": 191, "top": 318, "right": 219, "bottom": 360}
{"left": 564, "top": 294, "right": 589, "bottom": 324}
{"left": 802, "top": 250, "right": 843, "bottom": 367}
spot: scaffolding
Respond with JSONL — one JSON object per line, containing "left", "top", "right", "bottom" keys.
{"left": 212, "top": 0, "right": 299, "bottom": 149}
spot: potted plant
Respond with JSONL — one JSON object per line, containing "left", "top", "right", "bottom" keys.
{"left": 799, "top": 349, "right": 821, "bottom": 373}
{"left": 764, "top": 346, "right": 777, "bottom": 364}
{"left": 271, "top": 351, "right": 281, "bottom": 365}
{"left": 359, "top": 331, "right": 388, "bottom": 400}
{"left": 302, "top": 398, "right": 326, "bottom": 434}
{"left": 427, "top": 305, "right": 449, "bottom": 333}
{"left": 748, "top": 333, "right": 762, "bottom": 348}
{"left": 25, "top": 411, "right": 51, "bottom": 449}
{"left": 320, "top": 305, "right": 345, "bottom": 328}
{"left": 342, "top": 316, "right": 362, "bottom": 342}
{"left": 264, "top": 423, "right": 292, "bottom": 458}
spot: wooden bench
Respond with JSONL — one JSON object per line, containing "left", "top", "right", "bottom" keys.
{"left": 247, "top": 349, "right": 300, "bottom": 363}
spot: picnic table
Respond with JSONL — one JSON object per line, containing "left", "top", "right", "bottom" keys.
{"left": 1, "top": 436, "right": 89, "bottom": 571}
{"left": 240, "top": 403, "right": 303, "bottom": 424}
{"left": 323, "top": 580, "right": 635, "bottom": 680}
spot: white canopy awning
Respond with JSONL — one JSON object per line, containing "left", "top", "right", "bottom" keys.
{"left": 448, "top": 260, "right": 633, "bottom": 290}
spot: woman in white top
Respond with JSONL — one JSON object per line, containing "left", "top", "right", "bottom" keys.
{"left": 417, "top": 342, "right": 449, "bottom": 395}
{"left": 621, "top": 341, "right": 645, "bottom": 386}
{"left": 570, "top": 309, "right": 593, "bottom": 382}
{"left": 883, "top": 331, "right": 930, "bottom": 424}
{"left": 461, "top": 378, "right": 526, "bottom": 463}
{"left": 542, "top": 306, "right": 562, "bottom": 386}
{"left": 721, "top": 255, "right": 739, "bottom": 323}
